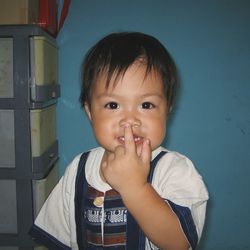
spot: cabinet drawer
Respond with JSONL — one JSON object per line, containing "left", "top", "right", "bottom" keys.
{"left": 32, "top": 161, "right": 59, "bottom": 216}
{"left": 0, "top": 110, "right": 15, "bottom": 168}
{"left": 0, "top": 105, "right": 56, "bottom": 169}
{"left": 0, "top": 163, "right": 59, "bottom": 235}
{"left": 30, "top": 36, "right": 59, "bottom": 102}
{"left": 0, "top": 180, "right": 17, "bottom": 233}
{"left": 30, "top": 36, "right": 58, "bottom": 86}
{"left": 30, "top": 105, "right": 56, "bottom": 157}
{"left": 0, "top": 35, "right": 59, "bottom": 102}
{"left": 0, "top": 38, "right": 13, "bottom": 98}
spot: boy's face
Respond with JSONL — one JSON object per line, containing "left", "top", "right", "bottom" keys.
{"left": 84, "top": 62, "right": 168, "bottom": 155}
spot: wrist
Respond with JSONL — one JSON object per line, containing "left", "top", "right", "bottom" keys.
{"left": 119, "top": 182, "right": 151, "bottom": 204}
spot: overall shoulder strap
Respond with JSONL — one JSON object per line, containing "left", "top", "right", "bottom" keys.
{"left": 147, "top": 151, "right": 167, "bottom": 182}
{"left": 127, "top": 151, "right": 167, "bottom": 250}
{"left": 75, "top": 151, "right": 90, "bottom": 249}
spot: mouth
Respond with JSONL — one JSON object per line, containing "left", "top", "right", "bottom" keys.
{"left": 117, "top": 135, "right": 144, "bottom": 145}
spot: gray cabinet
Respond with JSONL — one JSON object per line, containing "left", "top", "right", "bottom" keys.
{"left": 0, "top": 25, "right": 60, "bottom": 250}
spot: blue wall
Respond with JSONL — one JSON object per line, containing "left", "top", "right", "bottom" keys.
{"left": 56, "top": 1, "right": 250, "bottom": 249}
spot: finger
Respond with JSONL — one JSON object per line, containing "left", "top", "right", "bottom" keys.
{"left": 140, "top": 139, "right": 151, "bottom": 164}
{"left": 124, "top": 123, "right": 136, "bottom": 154}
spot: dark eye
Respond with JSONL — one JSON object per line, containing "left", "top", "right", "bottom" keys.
{"left": 141, "top": 102, "right": 155, "bottom": 109}
{"left": 105, "top": 102, "right": 119, "bottom": 109}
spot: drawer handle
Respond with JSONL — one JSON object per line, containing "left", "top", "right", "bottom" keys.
{"left": 49, "top": 153, "right": 55, "bottom": 159}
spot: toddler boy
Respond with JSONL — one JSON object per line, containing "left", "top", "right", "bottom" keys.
{"left": 30, "top": 32, "right": 208, "bottom": 250}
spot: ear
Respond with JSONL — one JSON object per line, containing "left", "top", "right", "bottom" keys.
{"left": 84, "top": 103, "right": 92, "bottom": 121}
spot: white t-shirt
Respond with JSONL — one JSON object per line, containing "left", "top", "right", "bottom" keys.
{"left": 31, "top": 146, "right": 209, "bottom": 250}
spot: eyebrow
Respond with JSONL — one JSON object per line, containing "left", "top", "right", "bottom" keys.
{"left": 96, "top": 92, "right": 165, "bottom": 99}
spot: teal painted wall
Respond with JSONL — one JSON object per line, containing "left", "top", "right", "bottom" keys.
{"left": 56, "top": 1, "right": 250, "bottom": 249}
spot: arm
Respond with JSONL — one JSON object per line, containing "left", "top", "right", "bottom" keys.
{"left": 101, "top": 124, "right": 190, "bottom": 250}
{"left": 122, "top": 180, "right": 189, "bottom": 250}
{"left": 30, "top": 155, "right": 81, "bottom": 249}
{"left": 30, "top": 176, "right": 71, "bottom": 249}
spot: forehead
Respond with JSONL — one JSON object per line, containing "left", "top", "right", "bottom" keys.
{"left": 92, "top": 62, "right": 164, "bottom": 95}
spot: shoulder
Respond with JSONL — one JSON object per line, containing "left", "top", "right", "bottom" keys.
{"left": 153, "top": 147, "right": 199, "bottom": 176}
{"left": 152, "top": 147, "right": 208, "bottom": 201}
{"left": 62, "top": 148, "right": 103, "bottom": 189}
{"left": 84, "top": 147, "right": 111, "bottom": 192}
{"left": 64, "top": 147, "right": 103, "bottom": 174}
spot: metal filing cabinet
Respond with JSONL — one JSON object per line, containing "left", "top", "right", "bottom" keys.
{"left": 0, "top": 25, "right": 60, "bottom": 250}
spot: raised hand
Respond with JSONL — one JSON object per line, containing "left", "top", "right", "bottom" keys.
{"left": 100, "top": 123, "right": 151, "bottom": 194}
{"left": 101, "top": 124, "right": 189, "bottom": 249}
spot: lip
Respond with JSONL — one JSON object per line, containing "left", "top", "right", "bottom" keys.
{"left": 117, "top": 135, "right": 144, "bottom": 145}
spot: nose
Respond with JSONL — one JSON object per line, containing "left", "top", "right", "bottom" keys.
{"left": 119, "top": 112, "right": 141, "bottom": 128}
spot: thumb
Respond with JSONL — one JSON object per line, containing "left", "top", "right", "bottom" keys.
{"left": 140, "top": 139, "right": 151, "bottom": 164}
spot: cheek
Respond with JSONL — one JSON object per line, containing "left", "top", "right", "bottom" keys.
{"left": 92, "top": 120, "right": 105, "bottom": 134}
{"left": 146, "top": 116, "right": 167, "bottom": 142}
{"left": 153, "top": 120, "right": 166, "bottom": 137}
{"left": 91, "top": 116, "right": 114, "bottom": 136}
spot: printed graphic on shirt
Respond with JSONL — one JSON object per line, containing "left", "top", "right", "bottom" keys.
{"left": 84, "top": 186, "right": 127, "bottom": 247}
{"left": 84, "top": 207, "right": 127, "bottom": 224}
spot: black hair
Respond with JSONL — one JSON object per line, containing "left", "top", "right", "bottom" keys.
{"left": 80, "top": 32, "right": 178, "bottom": 110}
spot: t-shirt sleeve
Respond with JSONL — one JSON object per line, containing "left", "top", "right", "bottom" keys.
{"left": 151, "top": 151, "right": 209, "bottom": 249}
{"left": 30, "top": 156, "right": 80, "bottom": 249}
